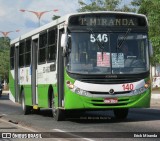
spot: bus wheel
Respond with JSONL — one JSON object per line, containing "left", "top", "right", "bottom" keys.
{"left": 113, "top": 109, "right": 129, "bottom": 120}
{"left": 52, "top": 98, "right": 65, "bottom": 121}
{"left": 0, "top": 89, "right": 2, "bottom": 97}
{"left": 21, "top": 91, "right": 32, "bottom": 115}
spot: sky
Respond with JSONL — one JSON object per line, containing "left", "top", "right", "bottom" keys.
{"left": 0, "top": 0, "right": 131, "bottom": 40}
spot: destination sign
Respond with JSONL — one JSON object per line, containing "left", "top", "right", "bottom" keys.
{"left": 69, "top": 14, "right": 146, "bottom": 27}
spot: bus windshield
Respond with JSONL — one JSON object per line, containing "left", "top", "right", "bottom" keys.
{"left": 67, "top": 32, "right": 149, "bottom": 74}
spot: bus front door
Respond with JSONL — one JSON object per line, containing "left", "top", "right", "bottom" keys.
{"left": 14, "top": 44, "right": 19, "bottom": 102}
{"left": 31, "top": 38, "right": 38, "bottom": 106}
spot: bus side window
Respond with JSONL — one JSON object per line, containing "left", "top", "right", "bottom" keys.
{"left": 47, "top": 28, "right": 57, "bottom": 62}
{"left": 19, "top": 41, "right": 25, "bottom": 68}
{"left": 10, "top": 45, "right": 15, "bottom": 70}
{"left": 39, "top": 32, "right": 47, "bottom": 64}
{"left": 25, "top": 39, "right": 31, "bottom": 66}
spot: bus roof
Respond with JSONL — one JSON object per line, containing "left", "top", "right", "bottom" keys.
{"left": 10, "top": 11, "right": 147, "bottom": 45}
{"left": 10, "top": 14, "right": 69, "bottom": 45}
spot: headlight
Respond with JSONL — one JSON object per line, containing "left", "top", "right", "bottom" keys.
{"left": 66, "top": 80, "right": 89, "bottom": 96}
{"left": 82, "top": 91, "right": 88, "bottom": 96}
{"left": 131, "top": 86, "right": 148, "bottom": 95}
{"left": 75, "top": 88, "right": 80, "bottom": 94}
{"left": 74, "top": 87, "right": 89, "bottom": 96}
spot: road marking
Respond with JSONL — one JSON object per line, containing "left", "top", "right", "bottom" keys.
{"left": 0, "top": 118, "right": 38, "bottom": 132}
{"left": 53, "top": 129, "right": 95, "bottom": 141}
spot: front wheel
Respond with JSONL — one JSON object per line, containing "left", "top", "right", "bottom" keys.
{"left": 114, "top": 109, "right": 129, "bottom": 120}
{"left": 52, "top": 97, "right": 65, "bottom": 121}
{"left": 21, "top": 91, "right": 32, "bottom": 115}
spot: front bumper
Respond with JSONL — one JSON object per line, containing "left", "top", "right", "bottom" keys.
{"left": 64, "top": 88, "right": 151, "bottom": 110}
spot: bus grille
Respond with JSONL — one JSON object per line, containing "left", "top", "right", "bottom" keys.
{"left": 80, "top": 78, "right": 141, "bottom": 84}
{"left": 67, "top": 71, "right": 149, "bottom": 84}
{"left": 89, "top": 91, "right": 131, "bottom": 95}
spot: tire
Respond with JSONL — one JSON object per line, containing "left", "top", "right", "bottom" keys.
{"left": 21, "top": 90, "right": 32, "bottom": 115}
{"left": 52, "top": 96, "right": 65, "bottom": 121}
{"left": 33, "top": 108, "right": 40, "bottom": 114}
{"left": 0, "top": 91, "right": 2, "bottom": 97}
{"left": 114, "top": 109, "right": 129, "bottom": 120}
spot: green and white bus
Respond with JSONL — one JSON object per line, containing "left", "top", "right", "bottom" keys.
{"left": 9, "top": 11, "right": 152, "bottom": 121}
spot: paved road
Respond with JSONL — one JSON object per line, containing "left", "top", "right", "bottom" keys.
{"left": 0, "top": 94, "right": 160, "bottom": 140}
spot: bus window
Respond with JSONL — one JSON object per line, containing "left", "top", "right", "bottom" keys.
{"left": 10, "top": 45, "right": 15, "bottom": 70}
{"left": 39, "top": 32, "right": 47, "bottom": 64}
{"left": 19, "top": 41, "right": 25, "bottom": 68}
{"left": 25, "top": 39, "right": 31, "bottom": 66}
{"left": 47, "top": 29, "right": 57, "bottom": 62}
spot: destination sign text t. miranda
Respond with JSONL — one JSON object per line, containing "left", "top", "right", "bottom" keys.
{"left": 80, "top": 18, "right": 136, "bottom": 26}
{"left": 69, "top": 14, "right": 146, "bottom": 27}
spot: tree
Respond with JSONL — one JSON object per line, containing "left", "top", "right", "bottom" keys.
{"left": 131, "top": 0, "right": 160, "bottom": 65}
{"left": 78, "top": 0, "right": 135, "bottom": 12}
{"left": 131, "top": 0, "right": 150, "bottom": 14}
{"left": 52, "top": 15, "right": 61, "bottom": 21}
{"left": 0, "top": 37, "right": 10, "bottom": 82}
{"left": 120, "top": 4, "right": 136, "bottom": 12}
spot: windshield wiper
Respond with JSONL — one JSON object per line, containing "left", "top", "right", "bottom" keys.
{"left": 116, "top": 28, "right": 131, "bottom": 59}
{"left": 117, "top": 28, "right": 131, "bottom": 50}
{"left": 87, "top": 28, "right": 105, "bottom": 60}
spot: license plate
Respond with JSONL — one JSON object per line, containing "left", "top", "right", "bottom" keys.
{"left": 104, "top": 98, "right": 118, "bottom": 104}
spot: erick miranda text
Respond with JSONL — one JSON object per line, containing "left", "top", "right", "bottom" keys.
{"left": 134, "top": 134, "right": 157, "bottom": 138}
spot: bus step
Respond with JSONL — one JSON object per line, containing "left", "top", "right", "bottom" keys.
{"left": 33, "top": 105, "right": 39, "bottom": 110}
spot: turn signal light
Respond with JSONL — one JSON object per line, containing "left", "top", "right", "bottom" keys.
{"left": 66, "top": 80, "right": 74, "bottom": 89}
{"left": 144, "top": 83, "right": 149, "bottom": 88}
{"left": 68, "top": 84, "right": 74, "bottom": 89}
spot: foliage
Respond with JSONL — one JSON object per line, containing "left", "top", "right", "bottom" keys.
{"left": 0, "top": 37, "right": 10, "bottom": 82}
{"left": 131, "top": 0, "right": 160, "bottom": 65}
{"left": 78, "top": 0, "right": 136, "bottom": 12}
{"left": 52, "top": 15, "right": 61, "bottom": 20}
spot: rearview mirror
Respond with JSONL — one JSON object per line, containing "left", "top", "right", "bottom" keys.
{"left": 61, "top": 34, "right": 68, "bottom": 48}
{"left": 149, "top": 41, "right": 153, "bottom": 57}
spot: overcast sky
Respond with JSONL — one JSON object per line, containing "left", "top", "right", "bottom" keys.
{"left": 0, "top": 0, "right": 131, "bottom": 40}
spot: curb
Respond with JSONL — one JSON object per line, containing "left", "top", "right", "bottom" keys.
{"left": 151, "top": 94, "right": 160, "bottom": 99}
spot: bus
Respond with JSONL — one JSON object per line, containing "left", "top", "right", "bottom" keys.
{"left": 9, "top": 11, "right": 152, "bottom": 121}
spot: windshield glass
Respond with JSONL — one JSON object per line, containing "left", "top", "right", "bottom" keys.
{"left": 66, "top": 31, "right": 149, "bottom": 74}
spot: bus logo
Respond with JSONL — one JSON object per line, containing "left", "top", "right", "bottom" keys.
{"left": 105, "top": 75, "right": 117, "bottom": 78}
{"left": 109, "top": 89, "right": 114, "bottom": 94}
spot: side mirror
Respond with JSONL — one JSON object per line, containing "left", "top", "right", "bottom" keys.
{"left": 149, "top": 41, "right": 153, "bottom": 57}
{"left": 61, "top": 34, "right": 68, "bottom": 48}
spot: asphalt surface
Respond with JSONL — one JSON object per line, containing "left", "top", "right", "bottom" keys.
{"left": 0, "top": 93, "right": 160, "bottom": 141}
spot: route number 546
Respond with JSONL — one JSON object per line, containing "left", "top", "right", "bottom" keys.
{"left": 122, "top": 83, "right": 134, "bottom": 91}
{"left": 90, "top": 34, "right": 108, "bottom": 42}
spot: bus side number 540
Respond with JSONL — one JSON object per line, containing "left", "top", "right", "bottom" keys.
{"left": 122, "top": 83, "right": 134, "bottom": 91}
